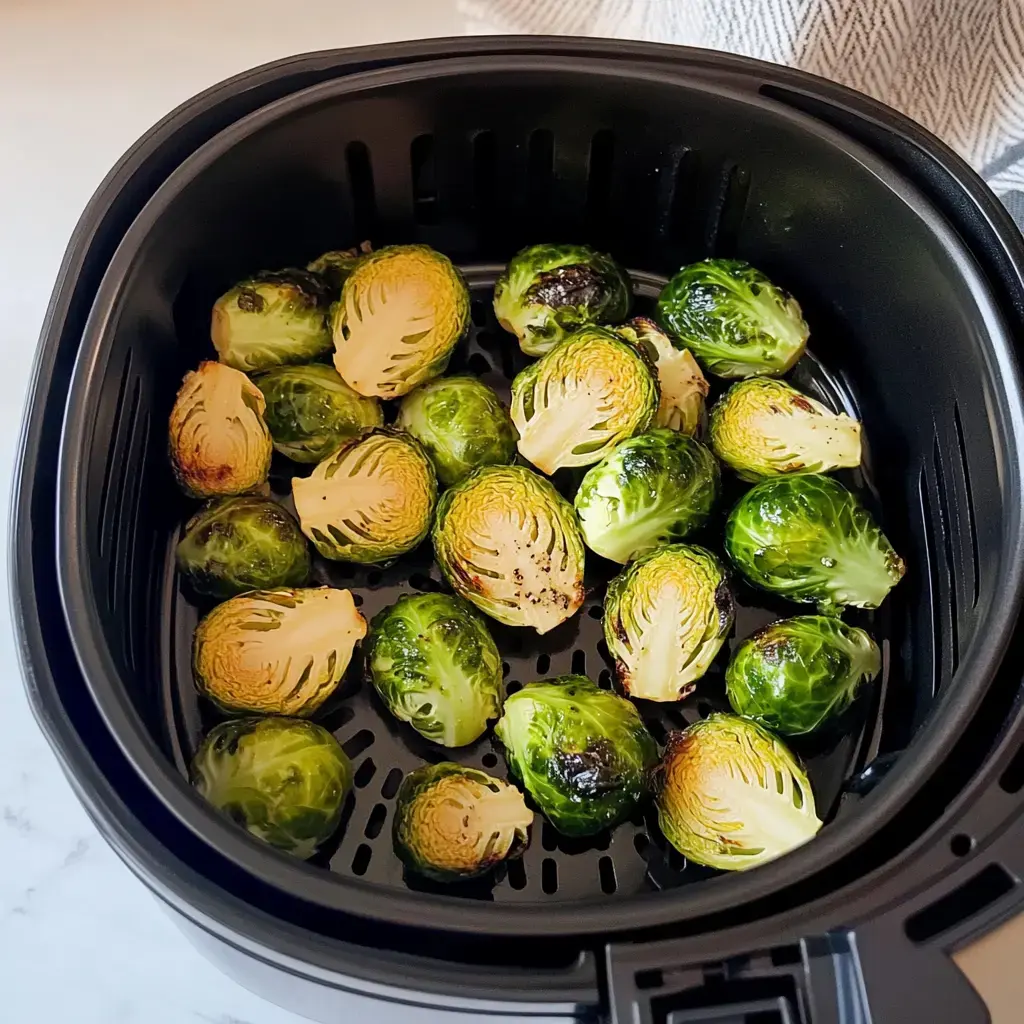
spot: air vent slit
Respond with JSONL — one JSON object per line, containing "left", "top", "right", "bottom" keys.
{"left": 932, "top": 439, "right": 959, "bottom": 675}
{"left": 952, "top": 401, "right": 981, "bottom": 608}
{"left": 709, "top": 161, "right": 751, "bottom": 256}
{"left": 345, "top": 141, "right": 376, "bottom": 239}
{"left": 410, "top": 133, "right": 438, "bottom": 225}
{"left": 918, "top": 467, "right": 943, "bottom": 697}
{"left": 667, "top": 148, "right": 700, "bottom": 244}
{"left": 98, "top": 350, "right": 134, "bottom": 560}
{"left": 107, "top": 377, "right": 143, "bottom": 616}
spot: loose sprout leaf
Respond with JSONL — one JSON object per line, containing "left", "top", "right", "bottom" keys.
{"left": 724, "top": 473, "right": 905, "bottom": 610}
{"left": 510, "top": 326, "right": 658, "bottom": 474}
{"left": 655, "top": 713, "right": 822, "bottom": 871}
{"left": 726, "top": 615, "right": 881, "bottom": 735}
{"left": 656, "top": 259, "right": 809, "bottom": 378}
{"left": 291, "top": 427, "right": 437, "bottom": 565}
{"left": 432, "top": 465, "right": 585, "bottom": 633}
{"left": 367, "top": 593, "right": 504, "bottom": 747}
{"left": 192, "top": 587, "right": 366, "bottom": 716}
{"left": 493, "top": 243, "right": 632, "bottom": 356}
{"left": 709, "top": 377, "right": 861, "bottom": 480}
{"left": 604, "top": 544, "right": 734, "bottom": 702}
{"left": 393, "top": 763, "right": 532, "bottom": 881}
{"left": 191, "top": 717, "right": 352, "bottom": 859}
{"left": 168, "top": 361, "right": 272, "bottom": 498}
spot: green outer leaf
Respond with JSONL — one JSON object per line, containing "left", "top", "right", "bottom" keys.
{"left": 655, "top": 713, "right": 821, "bottom": 871}
{"left": 493, "top": 243, "right": 632, "bottom": 356}
{"left": 574, "top": 429, "right": 721, "bottom": 564}
{"left": 724, "top": 474, "right": 905, "bottom": 610}
{"left": 191, "top": 716, "right": 352, "bottom": 859}
{"left": 725, "top": 615, "right": 881, "bottom": 734}
{"left": 494, "top": 675, "right": 658, "bottom": 836}
{"left": 366, "top": 593, "right": 504, "bottom": 747}
{"left": 397, "top": 375, "right": 518, "bottom": 486}
{"left": 656, "top": 259, "right": 809, "bottom": 379}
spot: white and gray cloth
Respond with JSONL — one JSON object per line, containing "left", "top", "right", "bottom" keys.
{"left": 459, "top": 0, "right": 1024, "bottom": 227}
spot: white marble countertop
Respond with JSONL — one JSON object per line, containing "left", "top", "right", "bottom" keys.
{"left": 2, "top": 3, "right": 1023, "bottom": 1022}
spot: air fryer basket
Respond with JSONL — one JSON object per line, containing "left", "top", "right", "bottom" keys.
{"left": 56, "top": 56, "right": 1024, "bottom": 934}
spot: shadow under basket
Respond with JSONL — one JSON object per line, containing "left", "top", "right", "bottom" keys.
{"left": 57, "top": 56, "right": 1024, "bottom": 937}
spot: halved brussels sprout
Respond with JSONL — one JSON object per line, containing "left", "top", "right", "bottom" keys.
{"left": 254, "top": 364, "right": 383, "bottom": 464}
{"left": 616, "top": 317, "right": 708, "bottom": 435}
{"left": 168, "top": 361, "right": 272, "bottom": 498}
{"left": 495, "top": 675, "right": 657, "bottom": 836}
{"left": 332, "top": 244, "right": 470, "bottom": 398}
{"left": 393, "top": 763, "right": 532, "bottom": 881}
{"left": 432, "top": 465, "right": 585, "bottom": 633}
{"left": 655, "top": 713, "right": 822, "bottom": 871}
{"left": 709, "top": 377, "right": 861, "bottom": 480}
{"left": 291, "top": 427, "right": 437, "bottom": 565}
{"left": 192, "top": 587, "right": 366, "bottom": 716}
{"left": 307, "top": 240, "right": 372, "bottom": 294}
{"left": 510, "top": 326, "right": 658, "bottom": 473}
{"left": 604, "top": 545, "right": 733, "bottom": 702}
{"left": 657, "top": 259, "right": 809, "bottom": 378}
{"left": 396, "top": 375, "right": 518, "bottom": 486}
{"left": 175, "top": 496, "right": 310, "bottom": 599}
{"left": 724, "top": 474, "right": 905, "bottom": 611}
{"left": 726, "top": 615, "right": 881, "bottom": 735}
{"left": 574, "top": 429, "right": 720, "bottom": 564}
{"left": 211, "top": 269, "right": 332, "bottom": 372}
{"left": 493, "top": 243, "right": 632, "bottom": 356}
{"left": 191, "top": 717, "right": 351, "bottom": 859}
{"left": 366, "top": 593, "right": 504, "bottom": 747}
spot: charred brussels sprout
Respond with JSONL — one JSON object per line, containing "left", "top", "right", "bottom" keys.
{"left": 655, "top": 714, "right": 821, "bottom": 871}
{"left": 604, "top": 545, "right": 733, "bottom": 702}
{"left": 366, "top": 594, "right": 504, "bottom": 747}
{"left": 254, "top": 364, "right": 383, "bottom": 464}
{"left": 726, "top": 616, "right": 881, "bottom": 735}
{"left": 397, "top": 375, "right": 517, "bottom": 486}
{"left": 432, "top": 465, "right": 585, "bottom": 633}
{"left": 191, "top": 717, "right": 351, "bottom": 859}
{"left": 307, "top": 240, "right": 371, "bottom": 294}
{"left": 211, "top": 269, "right": 332, "bottom": 372}
{"left": 175, "top": 497, "right": 309, "bottom": 599}
{"left": 168, "top": 361, "right": 272, "bottom": 498}
{"left": 332, "top": 244, "right": 470, "bottom": 398}
{"left": 575, "top": 429, "right": 720, "bottom": 564}
{"left": 393, "top": 763, "right": 532, "bottom": 881}
{"left": 511, "top": 326, "right": 658, "bottom": 474}
{"left": 616, "top": 317, "right": 709, "bottom": 435}
{"left": 724, "top": 474, "right": 905, "bottom": 611}
{"left": 657, "top": 259, "right": 809, "bottom": 378}
{"left": 493, "top": 243, "right": 632, "bottom": 356}
{"left": 710, "top": 377, "right": 861, "bottom": 480}
{"left": 192, "top": 587, "right": 366, "bottom": 716}
{"left": 291, "top": 428, "right": 437, "bottom": 565}
{"left": 495, "top": 676, "right": 657, "bottom": 836}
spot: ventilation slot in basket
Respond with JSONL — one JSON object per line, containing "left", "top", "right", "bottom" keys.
{"left": 666, "top": 147, "right": 700, "bottom": 247}
{"left": 345, "top": 141, "right": 376, "bottom": 240}
{"left": 708, "top": 161, "right": 751, "bottom": 256}
{"left": 410, "top": 134, "right": 438, "bottom": 225}
{"left": 952, "top": 401, "right": 981, "bottom": 608}
{"left": 931, "top": 440, "right": 960, "bottom": 678}
{"left": 918, "top": 467, "right": 945, "bottom": 698}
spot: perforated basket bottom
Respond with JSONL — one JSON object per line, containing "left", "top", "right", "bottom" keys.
{"left": 161, "top": 266, "right": 888, "bottom": 903}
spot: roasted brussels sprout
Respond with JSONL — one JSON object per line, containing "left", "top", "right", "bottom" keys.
{"left": 709, "top": 377, "right": 861, "bottom": 480}
{"left": 724, "top": 474, "right": 905, "bottom": 611}
{"left": 332, "top": 244, "right": 470, "bottom": 398}
{"left": 211, "top": 269, "right": 333, "bottom": 372}
{"left": 493, "top": 243, "right": 632, "bottom": 356}
{"left": 307, "top": 240, "right": 371, "bottom": 294}
{"left": 655, "top": 714, "right": 822, "bottom": 871}
{"left": 254, "top": 364, "right": 383, "bottom": 464}
{"left": 396, "top": 375, "right": 517, "bottom": 486}
{"left": 191, "top": 717, "right": 351, "bottom": 859}
{"left": 616, "top": 317, "right": 709, "bottom": 435}
{"left": 366, "top": 594, "right": 504, "bottom": 747}
{"left": 432, "top": 465, "right": 585, "bottom": 633}
{"left": 726, "top": 616, "right": 881, "bottom": 735}
{"left": 193, "top": 587, "right": 366, "bottom": 716}
{"left": 393, "top": 763, "right": 532, "bottom": 881}
{"left": 604, "top": 545, "right": 733, "bottom": 702}
{"left": 657, "top": 259, "right": 809, "bottom": 378}
{"left": 291, "top": 428, "right": 437, "bottom": 565}
{"left": 495, "top": 676, "right": 657, "bottom": 836}
{"left": 168, "top": 361, "right": 272, "bottom": 498}
{"left": 510, "top": 326, "right": 658, "bottom": 474}
{"left": 175, "top": 496, "right": 310, "bottom": 599}
{"left": 574, "top": 429, "right": 720, "bottom": 564}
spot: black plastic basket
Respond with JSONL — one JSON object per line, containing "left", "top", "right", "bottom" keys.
{"left": 15, "top": 39, "right": 1024, "bottom": 1023}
